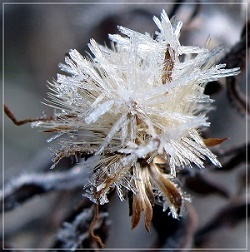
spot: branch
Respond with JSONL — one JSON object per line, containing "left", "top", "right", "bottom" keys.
{"left": 4, "top": 104, "right": 76, "bottom": 126}
{"left": 52, "top": 200, "right": 110, "bottom": 250}
{"left": 168, "top": 0, "right": 201, "bottom": 23}
{"left": 222, "top": 22, "right": 250, "bottom": 117}
{"left": 215, "top": 143, "right": 249, "bottom": 171}
{"left": 152, "top": 203, "right": 197, "bottom": 250}
{"left": 184, "top": 172, "right": 230, "bottom": 198}
{"left": 1, "top": 164, "right": 92, "bottom": 211}
{"left": 3, "top": 104, "right": 53, "bottom": 126}
{"left": 194, "top": 199, "right": 249, "bottom": 247}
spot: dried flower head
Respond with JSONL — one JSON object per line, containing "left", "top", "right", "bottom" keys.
{"left": 30, "top": 10, "right": 239, "bottom": 232}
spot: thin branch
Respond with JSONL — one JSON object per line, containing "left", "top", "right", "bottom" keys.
{"left": 3, "top": 104, "right": 53, "bottom": 126}
{"left": 184, "top": 173, "right": 230, "bottom": 198}
{"left": 194, "top": 199, "right": 249, "bottom": 247}
{"left": 168, "top": 0, "right": 201, "bottom": 23}
{"left": 214, "top": 143, "right": 249, "bottom": 171}
{"left": 1, "top": 164, "right": 91, "bottom": 211}
{"left": 4, "top": 104, "right": 77, "bottom": 126}
{"left": 226, "top": 76, "right": 249, "bottom": 117}
{"left": 222, "top": 22, "right": 250, "bottom": 117}
{"left": 168, "top": 0, "right": 185, "bottom": 19}
{"left": 89, "top": 203, "right": 105, "bottom": 248}
{"left": 152, "top": 203, "right": 197, "bottom": 250}
{"left": 52, "top": 200, "right": 109, "bottom": 250}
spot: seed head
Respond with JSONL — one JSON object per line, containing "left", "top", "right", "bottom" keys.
{"left": 32, "top": 10, "right": 239, "bottom": 230}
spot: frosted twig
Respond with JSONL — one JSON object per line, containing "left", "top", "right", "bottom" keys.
{"left": 1, "top": 165, "right": 90, "bottom": 211}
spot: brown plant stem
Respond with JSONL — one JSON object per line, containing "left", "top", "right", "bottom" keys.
{"left": 3, "top": 104, "right": 53, "bottom": 125}
{"left": 89, "top": 203, "right": 105, "bottom": 248}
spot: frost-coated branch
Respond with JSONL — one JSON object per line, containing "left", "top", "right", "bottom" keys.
{"left": 52, "top": 201, "right": 110, "bottom": 250}
{"left": 1, "top": 156, "right": 99, "bottom": 211}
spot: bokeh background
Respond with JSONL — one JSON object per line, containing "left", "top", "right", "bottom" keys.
{"left": 2, "top": 0, "right": 249, "bottom": 250}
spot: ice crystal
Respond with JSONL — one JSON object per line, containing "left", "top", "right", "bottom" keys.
{"left": 32, "top": 10, "right": 239, "bottom": 230}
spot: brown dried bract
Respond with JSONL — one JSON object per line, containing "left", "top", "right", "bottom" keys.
{"left": 130, "top": 165, "right": 153, "bottom": 232}
{"left": 131, "top": 187, "right": 153, "bottom": 233}
{"left": 203, "top": 137, "right": 228, "bottom": 147}
{"left": 150, "top": 158, "right": 182, "bottom": 212}
{"left": 162, "top": 45, "right": 175, "bottom": 84}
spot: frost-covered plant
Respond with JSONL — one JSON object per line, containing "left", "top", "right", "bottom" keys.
{"left": 28, "top": 10, "right": 239, "bottom": 237}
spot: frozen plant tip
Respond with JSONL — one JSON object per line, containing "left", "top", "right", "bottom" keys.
{"left": 5, "top": 10, "right": 240, "bottom": 244}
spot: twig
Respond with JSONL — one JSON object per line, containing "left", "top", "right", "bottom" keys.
{"left": 214, "top": 143, "right": 249, "bottom": 171}
{"left": 184, "top": 173, "right": 230, "bottom": 198}
{"left": 1, "top": 165, "right": 91, "bottom": 211}
{"left": 89, "top": 203, "right": 105, "bottom": 248}
{"left": 4, "top": 104, "right": 77, "bottom": 127}
{"left": 52, "top": 201, "right": 109, "bottom": 250}
{"left": 3, "top": 104, "right": 53, "bottom": 125}
{"left": 222, "top": 22, "right": 250, "bottom": 117}
{"left": 194, "top": 199, "right": 249, "bottom": 247}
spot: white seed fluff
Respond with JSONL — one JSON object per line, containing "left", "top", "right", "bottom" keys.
{"left": 33, "top": 10, "right": 239, "bottom": 206}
